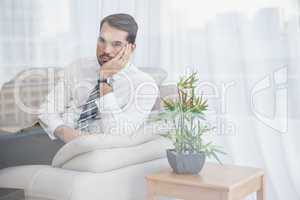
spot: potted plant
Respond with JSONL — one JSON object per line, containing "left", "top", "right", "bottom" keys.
{"left": 156, "top": 73, "right": 225, "bottom": 174}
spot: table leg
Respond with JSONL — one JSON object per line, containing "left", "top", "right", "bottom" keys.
{"left": 257, "top": 175, "right": 266, "bottom": 200}
{"left": 146, "top": 180, "right": 156, "bottom": 200}
{"left": 221, "top": 192, "right": 232, "bottom": 200}
{"left": 147, "top": 194, "right": 156, "bottom": 200}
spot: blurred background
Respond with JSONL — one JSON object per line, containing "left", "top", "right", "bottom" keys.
{"left": 0, "top": 0, "right": 300, "bottom": 199}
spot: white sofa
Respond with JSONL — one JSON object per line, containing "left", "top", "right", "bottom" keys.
{"left": 0, "top": 135, "right": 173, "bottom": 200}
{"left": 0, "top": 67, "right": 176, "bottom": 200}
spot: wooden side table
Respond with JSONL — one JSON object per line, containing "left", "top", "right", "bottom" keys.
{"left": 146, "top": 162, "right": 265, "bottom": 200}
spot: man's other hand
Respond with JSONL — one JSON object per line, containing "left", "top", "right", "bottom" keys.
{"left": 54, "top": 126, "right": 81, "bottom": 143}
{"left": 100, "top": 83, "right": 113, "bottom": 97}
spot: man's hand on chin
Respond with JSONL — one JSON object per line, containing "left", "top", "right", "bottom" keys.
{"left": 99, "top": 43, "right": 133, "bottom": 80}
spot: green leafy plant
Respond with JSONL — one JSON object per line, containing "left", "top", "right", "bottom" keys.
{"left": 156, "top": 73, "right": 225, "bottom": 164}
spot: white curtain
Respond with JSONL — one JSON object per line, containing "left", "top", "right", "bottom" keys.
{"left": 160, "top": 0, "right": 300, "bottom": 200}
{"left": 1, "top": 0, "right": 299, "bottom": 199}
{"left": 0, "top": 0, "right": 161, "bottom": 87}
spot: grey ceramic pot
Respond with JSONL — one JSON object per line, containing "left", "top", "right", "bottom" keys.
{"left": 166, "top": 149, "right": 206, "bottom": 174}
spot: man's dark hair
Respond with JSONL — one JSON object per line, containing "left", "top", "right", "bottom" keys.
{"left": 100, "top": 13, "right": 138, "bottom": 44}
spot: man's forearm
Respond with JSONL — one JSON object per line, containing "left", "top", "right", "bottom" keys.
{"left": 54, "top": 126, "right": 81, "bottom": 143}
{"left": 52, "top": 82, "right": 112, "bottom": 143}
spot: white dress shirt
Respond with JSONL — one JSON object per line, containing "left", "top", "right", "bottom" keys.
{"left": 38, "top": 57, "right": 159, "bottom": 140}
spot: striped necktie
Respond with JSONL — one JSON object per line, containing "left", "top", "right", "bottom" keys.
{"left": 77, "top": 80, "right": 100, "bottom": 131}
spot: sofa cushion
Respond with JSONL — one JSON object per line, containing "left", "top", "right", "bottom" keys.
{"left": 0, "top": 165, "right": 50, "bottom": 189}
{"left": 0, "top": 159, "right": 170, "bottom": 200}
{"left": 138, "top": 67, "right": 167, "bottom": 85}
{"left": 0, "top": 165, "right": 79, "bottom": 200}
{"left": 152, "top": 84, "right": 177, "bottom": 111}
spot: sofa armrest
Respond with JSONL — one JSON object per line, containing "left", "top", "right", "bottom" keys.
{"left": 52, "top": 121, "right": 169, "bottom": 168}
{"left": 59, "top": 136, "right": 173, "bottom": 173}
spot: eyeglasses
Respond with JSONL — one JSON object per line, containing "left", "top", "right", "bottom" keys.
{"left": 97, "top": 37, "right": 126, "bottom": 50}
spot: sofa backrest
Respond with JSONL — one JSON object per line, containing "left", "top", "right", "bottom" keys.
{"left": 0, "top": 68, "right": 62, "bottom": 133}
{"left": 0, "top": 67, "right": 175, "bottom": 133}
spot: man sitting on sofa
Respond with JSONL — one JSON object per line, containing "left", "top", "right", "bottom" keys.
{"left": 38, "top": 13, "right": 158, "bottom": 143}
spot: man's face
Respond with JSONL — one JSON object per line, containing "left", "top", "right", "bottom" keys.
{"left": 97, "top": 22, "right": 129, "bottom": 65}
